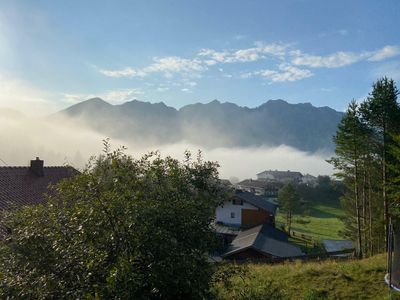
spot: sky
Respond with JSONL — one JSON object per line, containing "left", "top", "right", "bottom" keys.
{"left": 0, "top": 0, "right": 400, "bottom": 115}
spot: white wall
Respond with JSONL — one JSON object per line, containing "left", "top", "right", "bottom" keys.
{"left": 215, "top": 200, "right": 258, "bottom": 226}
{"left": 257, "top": 173, "right": 274, "bottom": 180}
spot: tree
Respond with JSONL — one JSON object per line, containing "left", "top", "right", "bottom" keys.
{"left": 329, "top": 100, "right": 371, "bottom": 257}
{"left": 0, "top": 144, "right": 226, "bottom": 299}
{"left": 360, "top": 77, "right": 400, "bottom": 248}
{"left": 277, "top": 183, "right": 300, "bottom": 232}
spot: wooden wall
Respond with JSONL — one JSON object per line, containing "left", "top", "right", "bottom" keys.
{"left": 241, "top": 209, "right": 270, "bottom": 227}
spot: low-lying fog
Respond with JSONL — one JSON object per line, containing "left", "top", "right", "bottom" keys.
{"left": 0, "top": 111, "right": 333, "bottom": 180}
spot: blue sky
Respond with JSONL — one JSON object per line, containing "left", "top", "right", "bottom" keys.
{"left": 0, "top": 0, "right": 400, "bottom": 115}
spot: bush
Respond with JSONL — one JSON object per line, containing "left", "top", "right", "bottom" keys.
{"left": 0, "top": 144, "right": 226, "bottom": 299}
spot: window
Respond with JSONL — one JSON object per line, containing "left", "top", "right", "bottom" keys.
{"left": 232, "top": 198, "right": 243, "bottom": 205}
{"left": 230, "top": 212, "right": 235, "bottom": 218}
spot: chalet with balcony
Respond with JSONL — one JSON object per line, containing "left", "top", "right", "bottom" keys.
{"left": 215, "top": 190, "right": 277, "bottom": 228}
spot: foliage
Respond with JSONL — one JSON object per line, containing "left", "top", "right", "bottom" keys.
{"left": 0, "top": 143, "right": 227, "bottom": 299}
{"left": 296, "top": 176, "right": 344, "bottom": 206}
{"left": 212, "top": 263, "right": 285, "bottom": 300}
{"left": 214, "top": 254, "right": 397, "bottom": 300}
{"left": 329, "top": 77, "right": 400, "bottom": 257}
{"left": 278, "top": 183, "right": 301, "bottom": 231}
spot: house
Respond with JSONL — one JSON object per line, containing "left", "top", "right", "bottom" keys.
{"left": 215, "top": 190, "right": 277, "bottom": 228}
{"left": 257, "top": 170, "right": 303, "bottom": 183}
{"left": 235, "top": 179, "right": 283, "bottom": 198}
{"left": 222, "top": 223, "right": 304, "bottom": 261}
{"left": 0, "top": 157, "right": 77, "bottom": 235}
{"left": 322, "top": 239, "right": 355, "bottom": 257}
{"left": 301, "top": 174, "right": 318, "bottom": 187}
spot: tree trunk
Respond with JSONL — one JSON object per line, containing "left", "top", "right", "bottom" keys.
{"left": 362, "top": 166, "right": 367, "bottom": 256}
{"left": 354, "top": 135, "right": 362, "bottom": 258}
{"left": 368, "top": 170, "right": 373, "bottom": 256}
{"left": 383, "top": 138, "right": 388, "bottom": 251}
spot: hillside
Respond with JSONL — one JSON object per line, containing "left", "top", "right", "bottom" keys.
{"left": 55, "top": 98, "right": 344, "bottom": 152}
{"left": 213, "top": 254, "right": 395, "bottom": 300}
{"left": 276, "top": 201, "right": 345, "bottom": 242}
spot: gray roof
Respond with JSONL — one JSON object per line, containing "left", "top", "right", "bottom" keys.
{"left": 222, "top": 224, "right": 303, "bottom": 258}
{"left": 322, "top": 240, "right": 354, "bottom": 253}
{"left": 257, "top": 170, "right": 303, "bottom": 179}
{"left": 213, "top": 223, "right": 240, "bottom": 236}
{"left": 234, "top": 190, "right": 278, "bottom": 215}
{"left": 236, "top": 179, "right": 283, "bottom": 189}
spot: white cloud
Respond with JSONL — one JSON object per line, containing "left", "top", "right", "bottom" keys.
{"left": 98, "top": 43, "right": 400, "bottom": 84}
{"left": 156, "top": 86, "right": 169, "bottom": 92}
{"left": 144, "top": 143, "right": 333, "bottom": 179}
{"left": 99, "top": 67, "right": 146, "bottom": 78}
{"left": 290, "top": 50, "right": 366, "bottom": 68}
{"left": 198, "top": 48, "right": 229, "bottom": 63}
{"left": 181, "top": 88, "right": 191, "bottom": 93}
{"left": 186, "top": 81, "right": 197, "bottom": 87}
{"left": 144, "top": 56, "right": 205, "bottom": 74}
{"left": 63, "top": 88, "right": 143, "bottom": 105}
{"left": 247, "top": 63, "right": 313, "bottom": 82}
{"left": 197, "top": 42, "right": 288, "bottom": 64}
{"left": 291, "top": 45, "right": 400, "bottom": 69}
{"left": 367, "top": 45, "right": 400, "bottom": 62}
{"left": 100, "top": 56, "right": 206, "bottom": 79}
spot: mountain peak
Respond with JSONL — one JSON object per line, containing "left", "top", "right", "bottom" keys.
{"left": 84, "top": 97, "right": 111, "bottom": 106}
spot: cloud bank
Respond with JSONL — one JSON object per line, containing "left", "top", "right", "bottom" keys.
{"left": 0, "top": 111, "right": 333, "bottom": 179}
{"left": 98, "top": 42, "right": 400, "bottom": 83}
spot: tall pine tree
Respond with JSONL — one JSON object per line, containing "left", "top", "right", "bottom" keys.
{"left": 330, "top": 100, "right": 371, "bottom": 257}
{"left": 360, "top": 77, "right": 400, "bottom": 248}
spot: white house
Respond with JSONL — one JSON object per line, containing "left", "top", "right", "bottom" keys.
{"left": 256, "top": 170, "right": 303, "bottom": 183}
{"left": 216, "top": 190, "right": 277, "bottom": 228}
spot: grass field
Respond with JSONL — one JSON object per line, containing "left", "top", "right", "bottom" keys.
{"left": 213, "top": 254, "right": 398, "bottom": 300}
{"left": 276, "top": 201, "right": 345, "bottom": 241}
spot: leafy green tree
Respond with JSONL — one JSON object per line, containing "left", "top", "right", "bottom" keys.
{"left": 0, "top": 144, "right": 226, "bottom": 299}
{"left": 277, "top": 183, "right": 300, "bottom": 232}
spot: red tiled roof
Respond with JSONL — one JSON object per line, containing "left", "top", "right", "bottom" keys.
{"left": 0, "top": 166, "right": 77, "bottom": 211}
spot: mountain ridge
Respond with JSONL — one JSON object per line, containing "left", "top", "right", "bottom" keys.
{"left": 56, "top": 98, "right": 344, "bottom": 152}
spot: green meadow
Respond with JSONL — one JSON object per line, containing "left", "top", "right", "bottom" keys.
{"left": 213, "top": 254, "right": 397, "bottom": 300}
{"left": 276, "top": 201, "right": 345, "bottom": 242}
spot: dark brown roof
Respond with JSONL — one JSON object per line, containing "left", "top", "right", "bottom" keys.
{"left": 0, "top": 166, "right": 77, "bottom": 211}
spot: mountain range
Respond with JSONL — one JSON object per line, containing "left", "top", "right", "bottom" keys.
{"left": 55, "top": 98, "right": 344, "bottom": 153}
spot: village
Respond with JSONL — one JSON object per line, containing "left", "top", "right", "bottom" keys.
{"left": 0, "top": 157, "right": 354, "bottom": 262}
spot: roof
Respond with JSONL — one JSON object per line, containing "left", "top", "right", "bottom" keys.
{"left": 257, "top": 170, "right": 303, "bottom": 179}
{"left": 236, "top": 179, "right": 283, "bottom": 189}
{"left": 213, "top": 223, "right": 241, "bottom": 236}
{"left": 222, "top": 224, "right": 304, "bottom": 258}
{"left": 234, "top": 190, "right": 278, "bottom": 215}
{"left": 0, "top": 166, "right": 77, "bottom": 211}
{"left": 322, "top": 240, "right": 355, "bottom": 253}
{"left": 219, "top": 179, "right": 232, "bottom": 186}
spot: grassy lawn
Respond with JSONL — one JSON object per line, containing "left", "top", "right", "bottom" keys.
{"left": 213, "top": 254, "right": 398, "bottom": 300}
{"left": 276, "top": 201, "right": 345, "bottom": 241}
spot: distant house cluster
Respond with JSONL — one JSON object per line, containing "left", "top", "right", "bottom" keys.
{"left": 1, "top": 160, "right": 348, "bottom": 262}
{"left": 257, "top": 169, "right": 317, "bottom": 186}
